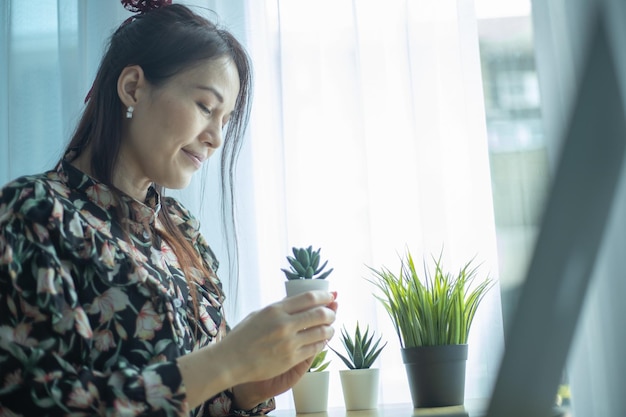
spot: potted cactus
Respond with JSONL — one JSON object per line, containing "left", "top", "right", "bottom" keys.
{"left": 291, "top": 350, "right": 331, "bottom": 413}
{"left": 282, "top": 245, "right": 334, "bottom": 297}
{"left": 329, "top": 322, "right": 387, "bottom": 410}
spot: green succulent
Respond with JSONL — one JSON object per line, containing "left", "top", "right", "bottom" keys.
{"left": 308, "top": 349, "right": 331, "bottom": 372}
{"left": 282, "top": 246, "right": 334, "bottom": 280}
{"left": 329, "top": 322, "right": 387, "bottom": 369}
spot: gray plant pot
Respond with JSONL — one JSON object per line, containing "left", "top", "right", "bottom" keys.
{"left": 401, "top": 344, "right": 468, "bottom": 408}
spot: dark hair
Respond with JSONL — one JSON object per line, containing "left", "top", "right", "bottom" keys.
{"left": 66, "top": 5, "right": 252, "bottom": 305}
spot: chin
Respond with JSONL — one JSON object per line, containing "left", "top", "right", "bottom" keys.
{"left": 159, "top": 177, "right": 193, "bottom": 190}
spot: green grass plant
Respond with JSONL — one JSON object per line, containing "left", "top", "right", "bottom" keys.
{"left": 368, "top": 250, "right": 494, "bottom": 347}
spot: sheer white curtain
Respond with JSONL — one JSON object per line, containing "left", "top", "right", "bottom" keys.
{"left": 0, "top": 1, "right": 129, "bottom": 188}
{"left": 240, "top": 0, "right": 504, "bottom": 408}
{"left": 1, "top": 0, "right": 505, "bottom": 410}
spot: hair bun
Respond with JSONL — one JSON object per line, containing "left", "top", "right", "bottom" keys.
{"left": 121, "top": 0, "right": 172, "bottom": 14}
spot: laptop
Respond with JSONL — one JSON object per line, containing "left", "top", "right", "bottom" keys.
{"left": 435, "top": 9, "right": 626, "bottom": 417}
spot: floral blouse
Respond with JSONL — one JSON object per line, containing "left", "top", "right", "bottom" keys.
{"left": 0, "top": 160, "right": 275, "bottom": 417}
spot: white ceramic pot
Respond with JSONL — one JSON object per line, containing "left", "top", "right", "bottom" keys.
{"left": 285, "top": 279, "right": 329, "bottom": 297}
{"left": 291, "top": 371, "right": 330, "bottom": 413}
{"left": 339, "top": 368, "right": 380, "bottom": 410}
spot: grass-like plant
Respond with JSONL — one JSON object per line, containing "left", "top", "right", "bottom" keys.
{"left": 308, "top": 349, "right": 331, "bottom": 372}
{"left": 329, "top": 322, "right": 387, "bottom": 369}
{"left": 368, "top": 249, "right": 494, "bottom": 347}
{"left": 282, "top": 246, "right": 334, "bottom": 280}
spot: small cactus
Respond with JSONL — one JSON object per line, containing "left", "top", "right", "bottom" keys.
{"left": 281, "top": 246, "right": 334, "bottom": 280}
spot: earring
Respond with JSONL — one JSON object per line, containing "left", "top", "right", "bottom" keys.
{"left": 126, "top": 106, "right": 134, "bottom": 119}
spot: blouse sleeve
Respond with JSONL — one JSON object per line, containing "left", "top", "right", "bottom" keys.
{"left": 164, "top": 198, "right": 276, "bottom": 417}
{"left": 0, "top": 182, "right": 188, "bottom": 416}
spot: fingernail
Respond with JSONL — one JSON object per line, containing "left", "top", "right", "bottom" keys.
{"left": 331, "top": 291, "right": 337, "bottom": 300}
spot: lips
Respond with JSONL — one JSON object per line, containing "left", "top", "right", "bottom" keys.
{"left": 182, "top": 149, "right": 207, "bottom": 169}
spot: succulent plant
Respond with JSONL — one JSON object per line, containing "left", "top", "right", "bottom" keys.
{"left": 330, "top": 322, "right": 387, "bottom": 370}
{"left": 282, "top": 246, "right": 334, "bottom": 280}
{"left": 308, "top": 349, "right": 331, "bottom": 372}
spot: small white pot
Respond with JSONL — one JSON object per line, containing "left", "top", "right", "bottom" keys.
{"left": 339, "top": 368, "right": 380, "bottom": 410}
{"left": 285, "top": 279, "right": 329, "bottom": 297}
{"left": 291, "top": 371, "right": 330, "bottom": 413}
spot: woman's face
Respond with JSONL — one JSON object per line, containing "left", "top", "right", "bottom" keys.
{"left": 119, "top": 56, "right": 240, "bottom": 193}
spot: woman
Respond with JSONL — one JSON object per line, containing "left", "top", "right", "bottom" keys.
{"left": 0, "top": 2, "right": 337, "bottom": 416}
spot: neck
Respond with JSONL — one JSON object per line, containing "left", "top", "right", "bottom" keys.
{"left": 70, "top": 147, "right": 150, "bottom": 202}
{"left": 70, "top": 149, "right": 95, "bottom": 177}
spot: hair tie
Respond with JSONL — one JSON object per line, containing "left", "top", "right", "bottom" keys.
{"left": 120, "top": 0, "right": 172, "bottom": 25}
{"left": 121, "top": 0, "right": 172, "bottom": 14}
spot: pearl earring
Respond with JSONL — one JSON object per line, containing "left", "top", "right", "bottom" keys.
{"left": 126, "top": 106, "right": 134, "bottom": 119}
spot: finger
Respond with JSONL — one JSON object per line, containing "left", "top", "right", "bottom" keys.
{"left": 299, "top": 340, "right": 328, "bottom": 360}
{"left": 298, "top": 325, "right": 335, "bottom": 345}
{"left": 299, "top": 356, "right": 314, "bottom": 371}
{"left": 293, "top": 304, "right": 336, "bottom": 330}
{"left": 281, "top": 290, "right": 334, "bottom": 314}
{"left": 326, "top": 292, "right": 338, "bottom": 312}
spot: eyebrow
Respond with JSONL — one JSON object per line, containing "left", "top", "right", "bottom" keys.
{"left": 195, "top": 85, "right": 224, "bottom": 103}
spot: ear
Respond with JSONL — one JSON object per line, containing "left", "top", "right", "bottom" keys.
{"left": 117, "top": 65, "right": 146, "bottom": 108}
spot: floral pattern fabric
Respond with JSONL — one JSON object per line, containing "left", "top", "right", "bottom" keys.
{"left": 0, "top": 160, "right": 275, "bottom": 416}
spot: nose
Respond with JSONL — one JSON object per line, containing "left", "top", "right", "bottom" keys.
{"left": 202, "top": 122, "right": 223, "bottom": 150}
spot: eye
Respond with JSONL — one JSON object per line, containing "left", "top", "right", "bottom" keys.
{"left": 197, "top": 102, "right": 212, "bottom": 115}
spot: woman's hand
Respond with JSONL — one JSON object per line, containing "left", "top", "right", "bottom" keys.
{"left": 178, "top": 290, "right": 337, "bottom": 409}
{"left": 230, "top": 359, "right": 312, "bottom": 410}
{"left": 223, "top": 290, "right": 337, "bottom": 384}
{"left": 231, "top": 292, "right": 339, "bottom": 409}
